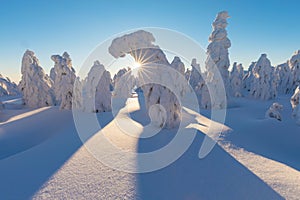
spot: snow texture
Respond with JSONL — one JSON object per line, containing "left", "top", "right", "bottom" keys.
{"left": 50, "top": 52, "right": 76, "bottom": 110}
{"left": 276, "top": 62, "right": 293, "bottom": 94}
{"left": 109, "top": 30, "right": 189, "bottom": 128}
{"left": 205, "top": 11, "right": 231, "bottom": 108}
{"left": 250, "top": 54, "right": 277, "bottom": 100}
{"left": 291, "top": 86, "right": 300, "bottom": 124}
{"left": 83, "top": 61, "right": 112, "bottom": 113}
{"left": 0, "top": 74, "right": 20, "bottom": 96}
{"left": 19, "top": 50, "right": 55, "bottom": 108}
{"left": 230, "top": 62, "right": 244, "bottom": 97}
{"left": 265, "top": 102, "right": 283, "bottom": 121}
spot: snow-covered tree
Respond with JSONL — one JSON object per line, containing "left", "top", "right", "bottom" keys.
{"left": 288, "top": 50, "right": 300, "bottom": 90}
{"left": 265, "top": 102, "right": 283, "bottom": 121}
{"left": 83, "top": 61, "right": 112, "bottom": 112}
{"left": 50, "top": 52, "right": 76, "bottom": 110}
{"left": 113, "top": 67, "right": 129, "bottom": 88}
{"left": 275, "top": 62, "right": 293, "bottom": 94}
{"left": 188, "top": 59, "right": 206, "bottom": 107}
{"left": 243, "top": 62, "right": 256, "bottom": 93}
{"left": 230, "top": 62, "right": 244, "bottom": 97}
{"left": 19, "top": 50, "right": 55, "bottom": 108}
{"left": 291, "top": 86, "right": 300, "bottom": 124}
{"left": 72, "top": 77, "right": 83, "bottom": 110}
{"left": 0, "top": 74, "right": 20, "bottom": 96}
{"left": 249, "top": 54, "right": 277, "bottom": 100}
{"left": 109, "top": 30, "right": 189, "bottom": 128}
{"left": 205, "top": 11, "right": 231, "bottom": 108}
{"left": 170, "top": 56, "right": 185, "bottom": 75}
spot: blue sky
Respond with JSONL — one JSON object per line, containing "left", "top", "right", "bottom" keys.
{"left": 1, "top": 0, "right": 300, "bottom": 82}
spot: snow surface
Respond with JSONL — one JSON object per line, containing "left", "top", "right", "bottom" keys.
{"left": 0, "top": 94, "right": 299, "bottom": 199}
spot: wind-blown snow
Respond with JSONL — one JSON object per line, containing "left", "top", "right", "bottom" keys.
{"left": 19, "top": 50, "right": 55, "bottom": 108}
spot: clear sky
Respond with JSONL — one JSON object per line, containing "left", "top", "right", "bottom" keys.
{"left": 1, "top": 0, "right": 300, "bottom": 82}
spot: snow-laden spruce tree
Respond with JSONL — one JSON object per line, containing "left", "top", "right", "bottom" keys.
{"left": 170, "top": 56, "right": 185, "bottom": 75}
{"left": 249, "top": 54, "right": 277, "bottom": 100}
{"left": 19, "top": 50, "right": 55, "bottom": 108}
{"left": 109, "top": 30, "right": 189, "bottom": 128}
{"left": 83, "top": 61, "right": 112, "bottom": 112}
{"left": 275, "top": 62, "right": 293, "bottom": 94}
{"left": 265, "top": 102, "right": 283, "bottom": 121}
{"left": 113, "top": 67, "right": 130, "bottom": 89}
{"left": 205, "top": 11, "right": 231, "bottom": 108}
{"left": 291, "top": 86, "right": 300, "bottom": 124}
{"left": 289, "top": 50, "right": 300, "bottom": 90}
{"left": 188, "top": 59, "right": 206, "bottom": 106}
{"left": 50, "top": 52, "right": 76, "bottom": 110}
{"left": 243, "top": 62, "right": 256, "bottom": 93}
{"left": 230, "top": 62, "right": 244, "bottom": 97}
{"left": 0, "top": 74, "right": 20, "bottom": 96}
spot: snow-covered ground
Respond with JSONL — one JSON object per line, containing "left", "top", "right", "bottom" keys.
{"left": 0, "top": 94, "right": 299, "bottom": 199}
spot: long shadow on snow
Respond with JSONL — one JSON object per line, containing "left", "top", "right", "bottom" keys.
{"left": 0, "top": 107, "right": 113, "bottom": 199}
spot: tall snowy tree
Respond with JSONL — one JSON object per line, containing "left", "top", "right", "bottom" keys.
{"left": 275, "top": 62, "right": 293, "bottom": 94}
{"left": 230, "top": 62, "right": 244, "bottom": 97}
{"left": 50, "top": 52, "right": 76, "bottom": 110}
{"left": 204, "top": 11, "right": 231, "bottom": 108}
{"left": 19, "top": 50, "right": 55, "bottom": 108}
{"left": 83, "top": 61, "right": 112, "bottom": 113}
{"left": 291, "top": 86, "right": 300, "bottom": 124}
{"left": 249, "top": 54, "right": 277, "bottom": 100}
{"left": 288, "top": 50, "right": 300, "bottom": 91}
{"left": 243, "top": 62, "right": 256, "bottom": 93}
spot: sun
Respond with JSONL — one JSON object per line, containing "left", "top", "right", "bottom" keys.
{"left": 133, "top": 61, "right": 141, "bottom": 68}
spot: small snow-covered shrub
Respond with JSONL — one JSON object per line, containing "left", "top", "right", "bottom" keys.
{"left": 291, "top": 86, "right": 300, "bottom": 124}
{"left": 265, "top": 103, "right": 283, "bottom": 121}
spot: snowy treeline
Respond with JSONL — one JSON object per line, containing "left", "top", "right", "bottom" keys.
{"left": 0, "top": 74, "right": 19, "bottom": 97}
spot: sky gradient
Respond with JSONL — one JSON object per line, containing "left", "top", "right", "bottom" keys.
{"left": 1, "top": 0, "right": 300, "bottom": 82}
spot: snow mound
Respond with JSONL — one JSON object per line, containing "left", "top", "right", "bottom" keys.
{"left": 19, "top": 50, "right": 55, "bottom": 108}
{"left": 265, "top": 102, "right": 283, "bottom": 121}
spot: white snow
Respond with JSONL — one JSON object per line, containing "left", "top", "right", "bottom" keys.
{"left": 250, "top": 54, "right": 277, "bottom": 100}
{"left": 265, "top": 102, "right": 283, "bottom": 121}
{"left": 276, "top": 62, "right": 293, "bottom": 94}
{"left": 109, "top": 30, "right": 189, "bottom": 128}
{"left": 0, "top": 74, "right": 20, "bottom": 96}
{"left": 230, "top": 62, "right": 244, "bottom": 97}
{"left": 19, "top": 50, "right": 55, "bottom": 108}
{"left": 289, "top": 50, "right": 300, "bottom": 90}
{"left": 291, "top": 86, "right": 300, "bottom": 124}
{"left": 83, "top": 61, "right": 112, "bottom": 113}
{"left": 50, "top": 52, "right": 76, "bottom": 110}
